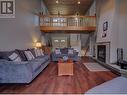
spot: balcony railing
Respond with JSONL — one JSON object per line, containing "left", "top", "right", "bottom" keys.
{"left": 40, "top": 15, "right": 96, "bottom": 31}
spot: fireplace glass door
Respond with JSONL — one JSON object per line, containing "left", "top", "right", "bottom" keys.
{"left": 97, "top": 45, "right": 106, "bottom": 63}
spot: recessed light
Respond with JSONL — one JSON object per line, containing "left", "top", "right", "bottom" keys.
{"left": 56, "top": 0, "right": 59, "bottom": 4}
{"left": 78, "top": 1, "right": 80, "bottom": 4}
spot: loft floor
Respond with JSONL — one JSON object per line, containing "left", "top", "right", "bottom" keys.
{"left": 0, "top": 57, "right": 117, "bottom": 94}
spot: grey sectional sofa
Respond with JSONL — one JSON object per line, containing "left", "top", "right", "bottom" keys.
{"left": 0, "top": 50, "right": 50, "bottom": 83}
{"left": 51, "top": 48, "right": 80, "bottom": 62}
{"left": 85, "top": 76, "right": 127, "bottom": 94}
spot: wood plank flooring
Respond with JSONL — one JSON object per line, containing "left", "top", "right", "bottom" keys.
{"left": 0, "top": 57, "right": 118, "bottom": 94}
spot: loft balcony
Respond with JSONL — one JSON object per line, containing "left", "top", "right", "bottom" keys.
{"left": 39, "top": 15, "right": 96, "bottom": 33}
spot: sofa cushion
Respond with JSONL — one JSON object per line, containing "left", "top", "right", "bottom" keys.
{"left": 60, "top": 48, "right": 68, "bottom": 54}
{"left": 35, "top": 55, "right": 50, "bottom": 62}
{"left": 0, "top": 51, "right": 12, "bottom": 60}
{"left": 8, "top": 52, "right": 22, "bottom": 62}
{"left": 28, "top": 61, "right": 42, "bottom": 73}
{"left": 86, "top": 76, "right": 127, "bottom": 94}
{"left": 68, "top": 49, "right": 74, "bottom": 54}
{"left": 29, "top": 55, "right": 49, "bottom": 72}
{"left": 27, "top": 49, "right": 36, "bottom": 58}
{"left": 40, "top": 49, "right": 44, "bottom": 56}
{"left": 15, "top": 49, "right": 28, "bottom": 61}
{"left": 54, "top": 54, "right": 63, "bottom": 58}
{"left": 68, "top": 54, "right": 75, "bottom": 58}
{"left": 52, "top": 48, "right": 79, "bottom": 62}
{"left": 55, "top": 49, "right": 61, "bottom": 54}
{"left": 34, "top": 49, "right": 43, "bottom": 57}
{"left": 31, "top": 57, "right": 45, "bottom": 63}
{"left": 24, "top": 51, "right": 35, "bottom": 60}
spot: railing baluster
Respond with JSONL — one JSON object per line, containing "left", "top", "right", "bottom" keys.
{"left": 40, "top": 15, "right": 96, "bottom": 28}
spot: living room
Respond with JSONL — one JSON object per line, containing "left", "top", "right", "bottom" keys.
{"left": 0, "top": 0, "right": 127, "bottom": 94}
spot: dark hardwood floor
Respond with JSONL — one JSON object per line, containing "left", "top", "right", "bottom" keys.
{"left": 0, "top": 57, "right": 118, "bottom": 94}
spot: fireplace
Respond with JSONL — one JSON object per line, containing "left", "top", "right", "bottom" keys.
{"left": 97, "top": 45, "right": 106, "bottom": 63}
{"left": 96, "top": 43, "right": 110, "bottom": 63}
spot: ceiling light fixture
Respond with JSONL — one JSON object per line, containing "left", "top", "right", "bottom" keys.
{"left": 77, "top": 1, "right": 80, "bottom": 4}
{"left": 58, "top": 11, "right": 60, "bottom": 16}
{"left": 76, "top": 12, "right": 79, "bottom": 16}
{"left": 76, "top": 0, "right": 80, "bottom": 16}
{"left": 56, "top": 0, "right": 59, "bottom": 4}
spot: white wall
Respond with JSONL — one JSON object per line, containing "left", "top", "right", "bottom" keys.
{"left": 52, "top": 36, "right": 68, "bottom": 49}
{"left": 96, "top": 0, "right": 127, "bottom": 63}
{"left": 41, "top": 0, "right": 49, "bottom": 45}
{"left": 41, "top": 0, "right": 49, "bottom": 15}
{"left": 89, "top": 1, "right": 96, "bottom": 16}
{"left": 70, "top": 34, "right": 81, "bottom": 56}
{"left": 41, "top": 33, "right": 46, "bottom": 46}
{"left": 97, "top": 0, "right": 116, "bottom": 63}
{"left": 85, "top": 0, "right": 96, "bottom": 57}
{"left": 0, "top": 0, "right": 42, "bottom": 51}
{"left": 96, "top": 0, "right": 115, "bottom": 43}
{"left": 85, "top": 1, "right": 96, "bottom": 16}
{"left": 96, "top": 0, "right": 117, "bottom": 63}
{"left": 110, "top": 0, "right": 119, "bottom": 63}
{"left": 50, "top": 33, "right": 69, "bottom": 50}
{"left": 118, "top": 0, "right": 127, "bottom": 61}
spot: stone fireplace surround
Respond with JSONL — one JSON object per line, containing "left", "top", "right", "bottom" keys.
{"left": 93, "top": 42, "right": 127, "bottom": 76}
{"left": 94, "top": 42, "right": 127, "bottom": 76}
{"left": 95, "top": 42, "right": 110, "bottom": 64}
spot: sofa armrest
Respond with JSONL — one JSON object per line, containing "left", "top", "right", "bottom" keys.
{"left": 0, "top": 60, "right": 28, "bottom": 64}
{"left": 0, "top": 60, "right": 33, "bottom": 83}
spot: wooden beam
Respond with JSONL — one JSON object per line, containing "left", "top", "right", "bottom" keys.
{"left": 38, "top": 15, "right": 96, "bottom": 18}
{"left": 40, "top": 26, "right": 96, "bottom": 32}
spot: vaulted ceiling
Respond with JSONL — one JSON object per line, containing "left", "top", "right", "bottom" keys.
{"left": 43, "top": 0, "right": 93, "bottom": 15}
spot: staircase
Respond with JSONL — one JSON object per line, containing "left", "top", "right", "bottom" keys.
{"left": 81, "top": 34, "right": 90, "bottom": 56}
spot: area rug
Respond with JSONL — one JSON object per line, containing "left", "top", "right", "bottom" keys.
{"left": 83, "top": 62, "right": 110, "bottom": 72}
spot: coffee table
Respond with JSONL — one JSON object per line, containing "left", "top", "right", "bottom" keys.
{"left": 58, "top": 59, "right": 74, "bottom": 76}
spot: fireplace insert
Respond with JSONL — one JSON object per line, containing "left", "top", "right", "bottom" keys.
{"left": 97, "top": 45, "right": 106, "bottom": 63}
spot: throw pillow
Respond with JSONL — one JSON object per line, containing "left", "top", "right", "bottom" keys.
{"left": 39, "top": 49, "right": 44, "bottom": 56}
{"left": 34, "top": 49, "right": 42, "bottom": 57}
{"left": 15, "top": 49, "right": 28, "bottom": 61}
{"left": 40, "top": 49, "right": 44, "bottom": 56}
{"left": 68, "top": 49, "right": 73, "bottom": 54}
{"left": 27, "top": 48, "right": 36, "bottom": 57}
{"left": 55, "top": 49, "right": 61, "bottom": 54}
{"left": 61, "top": 48, "right": 68, "bottom": 54}
{"left": 8, "top": 52, "right": 22, "bottom": 62}
{"left": 34, "top": 49, "right": 38, "bottom": 57}
{"left": 24, "top": 51, "right": 35, "bottom": 60}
